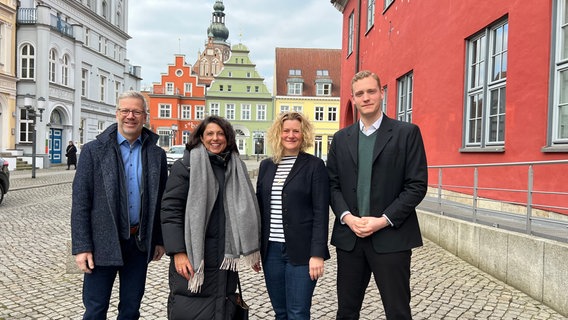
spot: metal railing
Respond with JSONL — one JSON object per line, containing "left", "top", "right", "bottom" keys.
{"left": 17, "top": 8, "right": 37, "bottom": 24}
{"left": 421, "top": 160, "right": 568, "bottom": 242}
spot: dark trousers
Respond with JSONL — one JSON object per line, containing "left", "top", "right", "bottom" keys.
{"left": 263, "top": 241, "right": 317, "bottom": 320}
{"left": 82, "top": 237, "right": 149, "bottom": 320}
{"left": 336, "top": 237, "right": 412, "bottom": 320}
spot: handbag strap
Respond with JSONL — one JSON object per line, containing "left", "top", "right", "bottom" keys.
{"left": 236, "top": 272, "right": 243, "bottom": 295}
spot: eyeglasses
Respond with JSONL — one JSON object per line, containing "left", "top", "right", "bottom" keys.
{"left": 117, "top": 108, "right": 145, "bottom": 117}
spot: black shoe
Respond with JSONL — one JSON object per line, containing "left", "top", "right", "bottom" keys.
{"left": 66, "top": 168, "right": 70, "bottom": 170}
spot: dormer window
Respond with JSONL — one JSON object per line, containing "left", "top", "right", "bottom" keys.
{"left": 289, "top": 69, "right": 302, "bottom": 76}
{"left": 316, "top": 69, "right": 329, "bottom": 76}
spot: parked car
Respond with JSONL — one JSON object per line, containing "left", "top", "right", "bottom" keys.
{"left": 0, "top": 157, "right": 9, "bottom": 204}
{"left": 166, "top": 145, "right": 186, "bottom": 170}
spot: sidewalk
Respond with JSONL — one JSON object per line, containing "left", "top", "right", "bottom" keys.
{"left": 1, "top": 161, "right": 566, "bottom": 319}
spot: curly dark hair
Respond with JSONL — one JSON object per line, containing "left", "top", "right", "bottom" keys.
{"left": 186, "top": 115, "right": 239, "bottom": 154}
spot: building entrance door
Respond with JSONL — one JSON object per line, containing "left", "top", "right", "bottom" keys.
{"left": 49, "top": 128, "right": 62, "bottom": 164}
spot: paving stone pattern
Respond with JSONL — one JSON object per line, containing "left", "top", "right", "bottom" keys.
{"left": 0, "top": 164, "right": 565, "bottom": 319}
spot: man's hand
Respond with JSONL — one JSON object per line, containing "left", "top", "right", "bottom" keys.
{"left": 344, "top": 214, "right": 389, "bottom": 238}
{"left": 152, "top": 245, "right": 165, "bottom": 261}
{"left": 75, "top": 252, "right": 95, "bottom": 273}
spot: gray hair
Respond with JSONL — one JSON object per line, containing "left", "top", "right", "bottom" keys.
{"left": 116, "top": 90, "right": 148, "bottom": 113}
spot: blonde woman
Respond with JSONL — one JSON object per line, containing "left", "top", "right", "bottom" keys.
{"left": 255, "top": 111, "right": 330, "bottom": 319}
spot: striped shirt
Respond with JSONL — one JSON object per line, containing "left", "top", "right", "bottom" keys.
{"left": 269, "top": 156, "right": 297, "bottom": 242}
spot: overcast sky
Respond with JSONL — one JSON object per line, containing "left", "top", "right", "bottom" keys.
{"left": 127, "top": 0, "right": 343, "bottom": 92}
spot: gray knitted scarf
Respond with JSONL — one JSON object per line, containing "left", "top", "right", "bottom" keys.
{"left": 184, "top": 144, "right": 261, "bottom": 293}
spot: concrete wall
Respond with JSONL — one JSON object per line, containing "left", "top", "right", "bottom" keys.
{"left": 418, "top": 210, "right": 568, "bottom": 317}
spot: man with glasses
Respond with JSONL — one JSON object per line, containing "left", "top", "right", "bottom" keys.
{"left": 71, "top": 90, "right": 168, "bottom": 319}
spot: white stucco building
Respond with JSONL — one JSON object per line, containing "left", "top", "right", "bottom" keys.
{"left": 14, "top": 0, "right": 140, "bottom": 168}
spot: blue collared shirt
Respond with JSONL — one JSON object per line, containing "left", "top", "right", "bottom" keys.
{"left": 117, "top": 132, "right": 142, "bottom": 226}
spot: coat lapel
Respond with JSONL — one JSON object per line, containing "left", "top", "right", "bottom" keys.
{"left": 283, "top": 153, "right": 308, "bottom": 188}
{"left": 345, "top": 123, "right": 359, "bottom": 166}
{"left": 373, "top": 115, "right": 394, "bottom": 163}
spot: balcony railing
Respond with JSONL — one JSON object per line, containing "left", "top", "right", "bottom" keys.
{"left": 17, "top": 8, "right": 37, "bottom": 24}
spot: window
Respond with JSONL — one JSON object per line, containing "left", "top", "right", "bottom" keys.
{"left": 293, "top": 105, "right": 303, "bottom": 113}
{"left": 115, "top": 81, "right": 121, "bottom": 103}
{"left": 253, "top": 131, "right": 265, "bottom": 155}
{"left": 314, "top": 136, "right": 323, "bottom": 158}
{"left": 257, "top": 104, "right": 266, "bottom": 120}
{"left": 397, "top": 72, "right": 413, "bottom": 123}
{"left": 552, "top": 1, "right": 568, "bottom": 143}
{"left": 195, "top": 105, "right": 205, "bottom": 120}
{"left": 85, "top": 28, "right": 90, "bottom": 47}
{"left": 219, "top": 85, "right": 224, "bottom": 92}
{"left": 316, "top": 70, "right": 329, "bottom": 76}
{"left": 159, "top": 104, "right": 171, "bottom": 118}
{"left": 100, "top": 75, "right": 106, "bottom": 101}
{"left": 184, "top": 83, "right": 192, "bottom": 95}
{"left": 98, "top": 35, "right": 103, "bottom": 52}
{"left": 20, "top": 44, "right": 35, "bottom": 79}
{"left": 328, "top": 106, "right": 337, "bottom": 122}
{"left": 246, "top": 86, "right": 251, "bottom": 93}
{"left": 81, "top": 69, "right": 88, "bottom": 97}
{"left": 62, "top": 55, "right": 69, "bottom": 86}
{"left": 241, "top": 104, "right": 251, "bottom": 120}
{"left": 246, "top": 72, "right": 251, "bottom": 78}
{"left": 98, "top": 121, "right": 105, "bottom": 135}
{"left": 227, "top": 85, "right": 232, "bottom": 92}
{"left": 210, "top": 103, "right": 220, "bottom": 116}
{"left": 19, "top": 109, "right": 33, "bottom": 143}
{"left": 255, "top": 86, "right": 260, "bottom": 93}
{"left": 367, "top": 0, "right": 375, "bottom": 32}
{"left": 289, "top": 69, "right": 302, "bottom": 76}
{"left": 181, "top": 105, "right": 191, "bottom": 119}
{"left": 158, "top": 129, "right": 170, "bottom": 148}
{"left": 381, "top": 86, "right": 388, "bottom": 114}
{"left": 316, "top": 83, "right": 332, "bottom": 96}
{"left": 465, "top": 20, "right": 508, "bottom": 147}
{"left": 384, "top": 0, "right": 394, "bottom": 10}
{"left": 288, "top": 83, "right": 302, "bottom": 95}
{"left": 49, "top": 49, "right": 56, "bottom": 83}
{"left": 348, "top": 12, "right": 354, "bottom": 55}
{"left": 315, "top": 106, "right": 324, "bottom": 121}
{"left": 166, "top": 82, "right": 174, "bottom": 95}
{"left": 280, "top": 105, "right": 290, "bottom": 113}
{"left": 226, "top": 103, "right": 235, "bottom": 120}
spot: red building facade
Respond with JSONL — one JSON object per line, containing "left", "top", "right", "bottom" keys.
{"left": 331, "top": 0, "right": 568, "bottom": 214}
{"left": 145, "top": 54, "right": 206, "bottom": 149}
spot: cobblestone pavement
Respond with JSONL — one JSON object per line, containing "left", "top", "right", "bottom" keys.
{"left": 0, "top": 163, "right": 566, "bottom": 319}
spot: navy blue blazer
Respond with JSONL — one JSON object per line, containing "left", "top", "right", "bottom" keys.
{"left": 327, "top": 115, "right": 428, "bottom": 253}
{"left": 256, "top": 152, "right": 330, "bottom": 265}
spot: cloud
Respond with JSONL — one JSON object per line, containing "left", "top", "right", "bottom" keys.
{"left": 127, "top": 0, "right": 342, "bottom": 91}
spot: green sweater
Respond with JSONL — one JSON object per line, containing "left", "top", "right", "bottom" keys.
{"left": 357, "top": 130, "right": 377, "bottom": 216}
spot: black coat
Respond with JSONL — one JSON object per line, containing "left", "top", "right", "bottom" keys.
{"left": 66, "top": 144, "right": 77, "bottom": 165}
{"left": 256, "top": 152, "right": 330, "bottom": 265}
{"left": 327, "top": 115, "right": 428, "bottom": 253}
{"left": 161, "top": 150, "right": 237, "bottom": 320}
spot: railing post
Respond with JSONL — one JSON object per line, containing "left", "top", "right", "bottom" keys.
{"left": 526, "top": 165, "right": 534, "bottom": 235}
{"left": 437, "top": 168, "right": 443, "bottom": 213}
{"left": 473, "top": 167, "right": 478, "bottom": 223}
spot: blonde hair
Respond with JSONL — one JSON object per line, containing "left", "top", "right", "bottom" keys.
{"left": 351, "top": 70, "right": 381, "bottom": 92}
{"left": 267, "top": 111, "right": 314, "bottom": 163}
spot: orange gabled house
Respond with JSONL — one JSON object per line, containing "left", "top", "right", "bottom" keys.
{"left": 145, "top": 54, "right": 207, "bottom": 150}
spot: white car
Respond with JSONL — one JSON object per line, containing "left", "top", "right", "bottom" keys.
{"left": 166, "top": 145, "right": 186, "bottom": 169}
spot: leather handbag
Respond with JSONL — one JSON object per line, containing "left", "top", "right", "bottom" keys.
{"left": 226, "top": 273, "right": 249, "bottom": 320}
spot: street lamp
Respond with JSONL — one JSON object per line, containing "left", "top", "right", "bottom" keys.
{"left": 171, "top": 124, "right": 178, "bottom": 146}
{"left": 24, "top": 95, "right": 45, "bottom": 179}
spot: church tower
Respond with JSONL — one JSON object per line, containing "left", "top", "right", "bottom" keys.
{"left": 193, "top": 0, "right": 231, "bottom": 87}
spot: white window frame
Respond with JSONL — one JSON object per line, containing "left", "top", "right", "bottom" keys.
{"left": 20, "top": 44, "right": 35, "bottom": 79}
{"left": 100, "top": 75, "right": 106, "bottom": 102}
{"left": 314, "top": 106, "right": 324, "bottom": 121}
{"left": 241, "top": 104, "right": 251, "bottom": 120}
{"left": 62, "top": 55, "right": 69, "bottom": 86}
{"left": 181, "top": 105, "right": 191, "bottom": 119}
{"left": 552, "top": 0, "right": 568, "bottom": 143}
{"left": 288, "top": 83, "right": 302, "bottom": 95}
{"left": 184, "top": 83, "right": 192, "bottom": 95}
{"left": 316, "top": 83, "right": 332, "bottom": 96}
{"left": 464, "top": 20, "right": 508, "bottom": 147}
{"left": 348, "top": 12, "right": 354, "bottom": 55}
{"left": 81, "top": 69, "right": 88, "bottom": 97}
{"left": 210, "top": 103, "right": 220, "bottom": 116}
{"left": 367, "top": 0, "right": 375, "bottom": 32}
{"left": 293, "top": 105, "right": 303, "bottom": 113}
{"left": 327, "top": 106, "right": 337, "bottom": 122}
{"left": 280, "top": 105, "right": 290, "bottom": 113}
{"left": 166, "top": 82, "right": 174, "bottom": 95}
{"left": 49, "top": 49, "right": 56, "bottom": 83}
{"left": 397, "top": 72, "right": 413, "bottom": 123}
{"left": 159, "top": 104, "right": 171, "bottom": 118}
{"left": 257, "top": 104, "right": 266, "bottom": 121}
{"left": 226, "top": 103, "right": 235, "bottom": 120}
{"left": 195, "top": 105, "right": 205, "bottom": 120}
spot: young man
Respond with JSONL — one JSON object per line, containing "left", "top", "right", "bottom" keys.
{"left": 327, "top": 70, "right": 428, "bottom": 319}
{"left": 71, "top": 90, "right": 168, "bottom": 319}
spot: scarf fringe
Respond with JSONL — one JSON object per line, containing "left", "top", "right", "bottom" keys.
{"left": 188, "top": 260, "right": 205, "bottom": 293}
{"left": 220, "top": 250, "right": 261, "bottom": 272}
